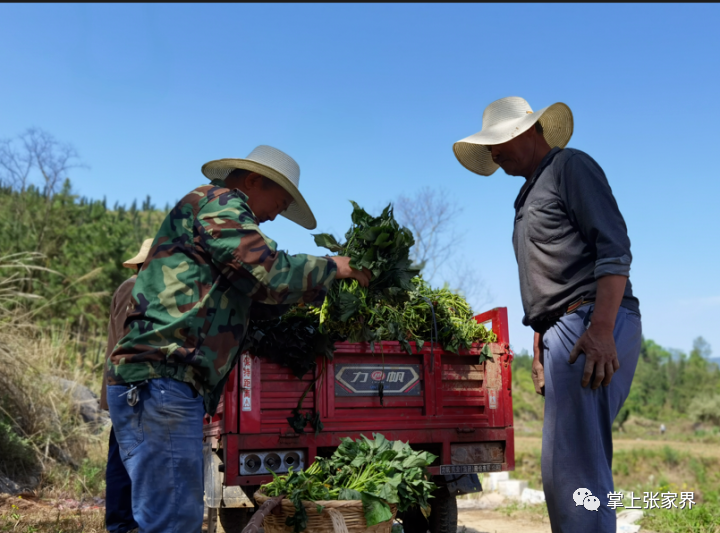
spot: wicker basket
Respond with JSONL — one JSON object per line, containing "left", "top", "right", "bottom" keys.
{"left": 254, "top": 491, "right": 397, "bottom": 533}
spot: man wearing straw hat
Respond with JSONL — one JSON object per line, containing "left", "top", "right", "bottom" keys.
{"left": 100, "top": 238, "right": 152, "bottom": 533}
{"left": 453, "top": 97, "right": 642, "bottom": 533}
{"left": 105, "top": 146, "right": 370, "bottom": 532}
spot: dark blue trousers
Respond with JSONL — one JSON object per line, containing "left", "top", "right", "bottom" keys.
{"left": 106, "top": 426, "right": 138, "bottom": 533}
{"left": 541, "top": 304, "right": 642, "bottom": 533}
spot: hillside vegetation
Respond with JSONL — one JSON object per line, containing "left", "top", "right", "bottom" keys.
{"left": 511, "top": 336, "right": 720, "bottom": 436}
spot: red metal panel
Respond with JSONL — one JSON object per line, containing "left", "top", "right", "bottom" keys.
{"left": 238, "top": 354, "right": 261, "bottom": 434}
{"left": 203, "top": 307, "right": 516, "bottom": 485}
{"left": 223, "top": 433, "right": 240, "bottom": 483}
{"left": 325, "top": 358, "right": 335, "bottom": 418}
{"left": 224, "top": 366, "right": 238, "bottom": 434}
{"left": 474, "top": 307, "right": 510, "bottom": 347}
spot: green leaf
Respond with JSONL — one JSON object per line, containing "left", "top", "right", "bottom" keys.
{"left": 339, "top": 488, "right": 362, "bottom": 500}
{"left": 402, "top": 455, "right": 428, "bottom": 469}
{"left": 312, "top": 233, "right": 344, "bottom": 253}
{"left": 336, "top": 292, "right": 361, "bottom": 322}
{"left": 350, "top": 200, "right": 371, "bottom": 225}
{"left": 286, "top": 409, "right": 307, "bottom": 434}
{"left": 360, "top": 246, "right": 377, "bottom": 267}
{"left": 479, "top": 343, "right": 494, "bottom": 364}
{"left": 374, "top": 232, "right": 391, "bottom": 247}
{"left": 361, "top": 492, "right": 394, "bottom": 526}
{"left": 378, "top": 482, "right": 399, "bottom": 504}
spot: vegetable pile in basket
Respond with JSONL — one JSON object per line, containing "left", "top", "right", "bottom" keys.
{"left": 245, "top": 201, "right": 497, "bottom": 380}
{"left": 261, "top": 433, "right": 437, "bottom": 532}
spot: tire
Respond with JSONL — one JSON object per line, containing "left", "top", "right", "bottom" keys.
{"left": 397, "top": 494, "right": 457, "bottom": 533}
{"left": 217, "top": 507, "right": 253, "bottom": 533}
{"left": 397, "top": 506, "right": 429, "bottom": 532}
{"left": 428, "top": 494, "right": 457, "bottom": 533}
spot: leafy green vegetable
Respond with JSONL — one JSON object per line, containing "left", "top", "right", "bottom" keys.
{"left": 245, "top": 201, "right": 497, "bottom": 431}
{"left": 261, "top": 433, "right": 437, "bottom": 532}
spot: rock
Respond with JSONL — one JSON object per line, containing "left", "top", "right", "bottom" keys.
{"left": 617, "top": 526, "right": 641, "bottom": 533}
{"left": 616, "top": 509, "right": 643, "bottom": 533}
{"left": 520, "top": 488, "right": 546, "bottom": 505}
{"left": 482, "top": 471, "right": 509, "bottom": 492}
{"left": 497, "top": 480, "right": 528, "bottom": 499}
{"left": 48, "top": 377, "right": 109, "bottom": 429}
{"left": 617, "top": 509, "right": 644, "bottom": 525}
{"left": 0, "top": 475, "right": 23, "bottom": 495}
{"left": 0, "top": 474, "right": 36, "bottom": 495}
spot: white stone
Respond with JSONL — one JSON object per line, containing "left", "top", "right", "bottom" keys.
{"left": 617, "top": 510, "right": 644, "bottom": 525}
{"left": 497, "top": 479, "right": 528, "bottom": 499}
{"left": 617, "top": 525, "right": 641, "bottom": 533}
{"left": 520, "top": 488, "right": 546, "bottom": 504}
{"left": 483, "top": 471, "right": 510, "bottom": 492}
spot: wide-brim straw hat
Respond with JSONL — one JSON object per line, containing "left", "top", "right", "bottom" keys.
{"left": 123, "top": 238, "right": 153, "bottom": 268}
{"left": 453, "top": 96, "right": 574, "bottom": 176}
{"left": 201, "top": 145, "right": 316, "bottom": 230}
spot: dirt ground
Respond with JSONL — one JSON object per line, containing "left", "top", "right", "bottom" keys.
{"left": 458, "top": 509, "right": 552, "bottom": 533}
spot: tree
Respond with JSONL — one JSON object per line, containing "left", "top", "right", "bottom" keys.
{"left": 0, "top": 128, "right": 170, "bottom": 350}
{"left": 0, "top": 128, "right": 85, "bottom": 254}
{"left": 395, "top": 187, "right": 491, "bottom": 312}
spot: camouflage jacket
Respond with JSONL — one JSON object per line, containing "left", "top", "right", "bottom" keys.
{"left": 107, "top": 180, "right": 337, "bottom": 414}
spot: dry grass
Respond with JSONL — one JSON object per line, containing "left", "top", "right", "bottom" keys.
{"left": 0, "top": 252, "right": 107, "bottom": 500}
{"left": 0, "top": 494, "right": 104, "bottom": 533}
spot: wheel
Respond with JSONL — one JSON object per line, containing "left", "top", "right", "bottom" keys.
{"left": 428, "top": 494, "right": 457, "bottom": 533}
{"left": 217, "top": 507, "right": 253, "bottom": 533}
{"left": 397, "top": 506, "right": 429, "bottom": 532}
{"left": 397, "top": 494, "right": 457, "bottom": 533}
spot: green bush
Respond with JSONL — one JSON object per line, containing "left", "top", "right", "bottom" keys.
{"left": 688, "top": 394, "right": 720, "bottom": 427}
{"left": 0, "top": 420, "right": 38, "bottom": 480}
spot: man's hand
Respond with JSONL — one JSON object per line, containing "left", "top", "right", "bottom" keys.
{"left": 532, "top": 331, "right": 545, "bottom": 396}
{"left": 331, "top": 256, "right": 371, "bottom": 288}
{"left": 568, "top": 324, "right": 620, "bottom": 389}
{"left": 568, "top": 275, "right": 627, "bottom": 389}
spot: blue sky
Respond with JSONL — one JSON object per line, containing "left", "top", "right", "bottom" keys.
{"left": 1, "top": 3, "right": 719, "bottom": 357}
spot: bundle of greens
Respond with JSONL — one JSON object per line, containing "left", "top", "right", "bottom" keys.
{"left": 261, "top": 433, "right": 437, "bottom": 532}
{"left": 246, "top": 307, "right": 336, "bottom": 380}
{"left": 245, "top": 200, "right": 496, "bottom": 383}
{"left": 314, "top": 201, "right": 418, "bottom": 339}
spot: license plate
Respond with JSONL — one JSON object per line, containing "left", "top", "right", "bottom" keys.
{"left": 439, "top": 463, "right": 502, "bottom": 475}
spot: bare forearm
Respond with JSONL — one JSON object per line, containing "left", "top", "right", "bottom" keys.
{"left": 591, "top": 275, "right": 627, "bottom": 333}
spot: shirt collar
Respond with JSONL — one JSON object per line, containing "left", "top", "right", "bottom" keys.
{"left": 210, "top": 179, "right": 258, "bottom": 223}
{"left": 513, "top": 147, "right": 563, "bottom": 210}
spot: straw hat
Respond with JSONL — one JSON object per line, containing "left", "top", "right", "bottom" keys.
{"left": 453, "top": 96, "right": 574, "bottom": 176}
{"left": 201, "top": 145, "right": 316, "bottom": 230}
{"left": 123, "top": 238, "right": 153, "bottom": 268}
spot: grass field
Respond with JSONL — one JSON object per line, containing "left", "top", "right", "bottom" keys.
{"left": 511, "top": 435, "right": 720, "bottom": 533}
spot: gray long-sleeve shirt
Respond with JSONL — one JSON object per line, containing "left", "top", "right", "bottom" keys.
{"left": 512, "top": 147, "right": 640, "bottom": 332}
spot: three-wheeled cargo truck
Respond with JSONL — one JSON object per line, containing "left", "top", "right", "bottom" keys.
{"left": 203, "top": 307, "right": 515, "bottom": 532}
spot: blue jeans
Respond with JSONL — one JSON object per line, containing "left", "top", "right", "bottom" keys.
{"left": 107, "top": 378, "right": 205, "bottom": 533}
{"left": 106, "top": 426, "right": 138, "bottom": 532}
{"left": 542, "top": 305, "right": 642, "bottom": 533}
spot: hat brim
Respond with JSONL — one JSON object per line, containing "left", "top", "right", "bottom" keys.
{"left": 201, "top": 158, "right": 317, "bottom": 230}
{"left": 453, "top": 102, "right": 574, "bottom": 176}
{"left": 122, "top": 238, "right": 154, "bottom": 268}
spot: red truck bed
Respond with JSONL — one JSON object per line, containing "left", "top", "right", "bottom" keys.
{"left": 204, "top": 307, "right": 515, "bottom": 494}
